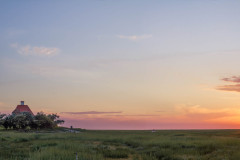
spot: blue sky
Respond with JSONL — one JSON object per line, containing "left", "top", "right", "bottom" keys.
{"left": 1, "top": 1, "right": 240, "bottom": 129}
{"left": 1, "top": 1, "right": 240, "bottom": 57}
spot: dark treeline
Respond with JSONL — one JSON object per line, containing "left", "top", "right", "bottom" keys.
{"left": 0, "top": 112, "right": 64, "bottom": 130}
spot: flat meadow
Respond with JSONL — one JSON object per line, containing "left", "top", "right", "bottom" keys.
{"left": 1, "top": 129, "right": 240, "bottom": 160}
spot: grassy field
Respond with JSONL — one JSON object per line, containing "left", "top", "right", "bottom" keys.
{"left": 1, "top": 129, "right": 240, "bottom": 160}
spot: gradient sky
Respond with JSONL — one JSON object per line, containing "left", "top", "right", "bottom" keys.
{"left": 1, "top": 1, "right": 240, "bottom": 129}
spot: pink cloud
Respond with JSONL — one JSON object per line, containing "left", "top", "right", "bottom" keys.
{"left": 216, "top": 84, "right": 240, "bottom": 92}
{"left": 61, "top": 111, "right": 122, "bottom": 115}
{"left": 222, "top": 76, "right": 240, "bottom": 83}
{"left": 217, "top": 76, "right": 240, "bottom": 92}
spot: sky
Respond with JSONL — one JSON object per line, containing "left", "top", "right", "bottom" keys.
{"left": 1, "top": 0, "right": 240, "bottom": 129}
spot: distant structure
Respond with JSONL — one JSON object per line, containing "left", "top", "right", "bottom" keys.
{"left": 12, "top": 101, "right": 34, "bottom": 115}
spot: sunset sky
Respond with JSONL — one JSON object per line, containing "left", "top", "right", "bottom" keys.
{"left": 1, "top": 1, "right": 240, "bottom": 129}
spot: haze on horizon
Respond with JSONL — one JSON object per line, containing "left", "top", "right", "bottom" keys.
{"left": 1, "top": 1, "right": 240, "bottom": 129}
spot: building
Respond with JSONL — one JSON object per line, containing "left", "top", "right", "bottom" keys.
{"left": 12, "top": 101, "right": 34, "bottom": 115}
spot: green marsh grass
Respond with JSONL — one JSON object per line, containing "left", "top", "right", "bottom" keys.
{"left": 0, "top": 129, "right": 240, "bottom": 159}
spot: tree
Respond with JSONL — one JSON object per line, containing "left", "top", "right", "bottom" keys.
{"left": 0, "top": 112, "right": 64, "bottom": 130}
{"left": 34, "top": 112, "right": 54, "bottom": 129}
{"left": 0, "top": 113, "right": 6, "bottom": 127}
{"left": 11, "top": 112, "right": 34, "bottom": 129}
{"left": 48, "top": 113, "right": 65, "bottom": 127}
{"left": 2, "top": 115, "right": 13, "bottom": 129}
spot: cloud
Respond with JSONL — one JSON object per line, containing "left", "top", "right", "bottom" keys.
{"left": 174, "top": 104, "right": 236, "bottom": 120}
{"left": 221, "top": 76, "right": 240, "bottom": 83}
{"left": 216, "top": 84, "right": 240, "bottom": 92}
{"left": 105, "top": 114, "right": 161, "bottom": 117}
{"left": 116, "top": 34, "right": 152, "bottom": 41}
{"left": 61, "top": 111, "right": 122, "bottom": 115}
{"left": 217, "top": 76, "right": 240, "bottom": 92}
{"left": 176, "top": 104, "right": 221, "bottom": 115}
{"left": 11, "top": 43, "right": 60, "bottom": 56}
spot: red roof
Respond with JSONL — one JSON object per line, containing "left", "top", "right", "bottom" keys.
{"left": 12, "top": 105, "right": 34, "bottom": 115}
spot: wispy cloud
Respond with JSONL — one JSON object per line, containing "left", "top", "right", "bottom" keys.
{"left": 105, "top": 114, "right": 161, "bottom": 117}
{"left": 221, "top": 76, "right": 240, "bottom": 83}
{"left": 176, "top": 104, "right": 228, "bottom": 115}
{"left": 11, "top": 43, "right": 60, "bottom": 56}
{"left": 217, "top": 76, "right": 240, "bottom": 92}
{"left": 216, "top": 84, "right": 240, "bottom": 92}
{"left": 61, "top": 111, "right": 122, "bottom": 115}
{"left": 116, "top": 34, "right": 152, "bottom": 41}
{"left": 174, "top": 104, "right": 237, "bottom": 120}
